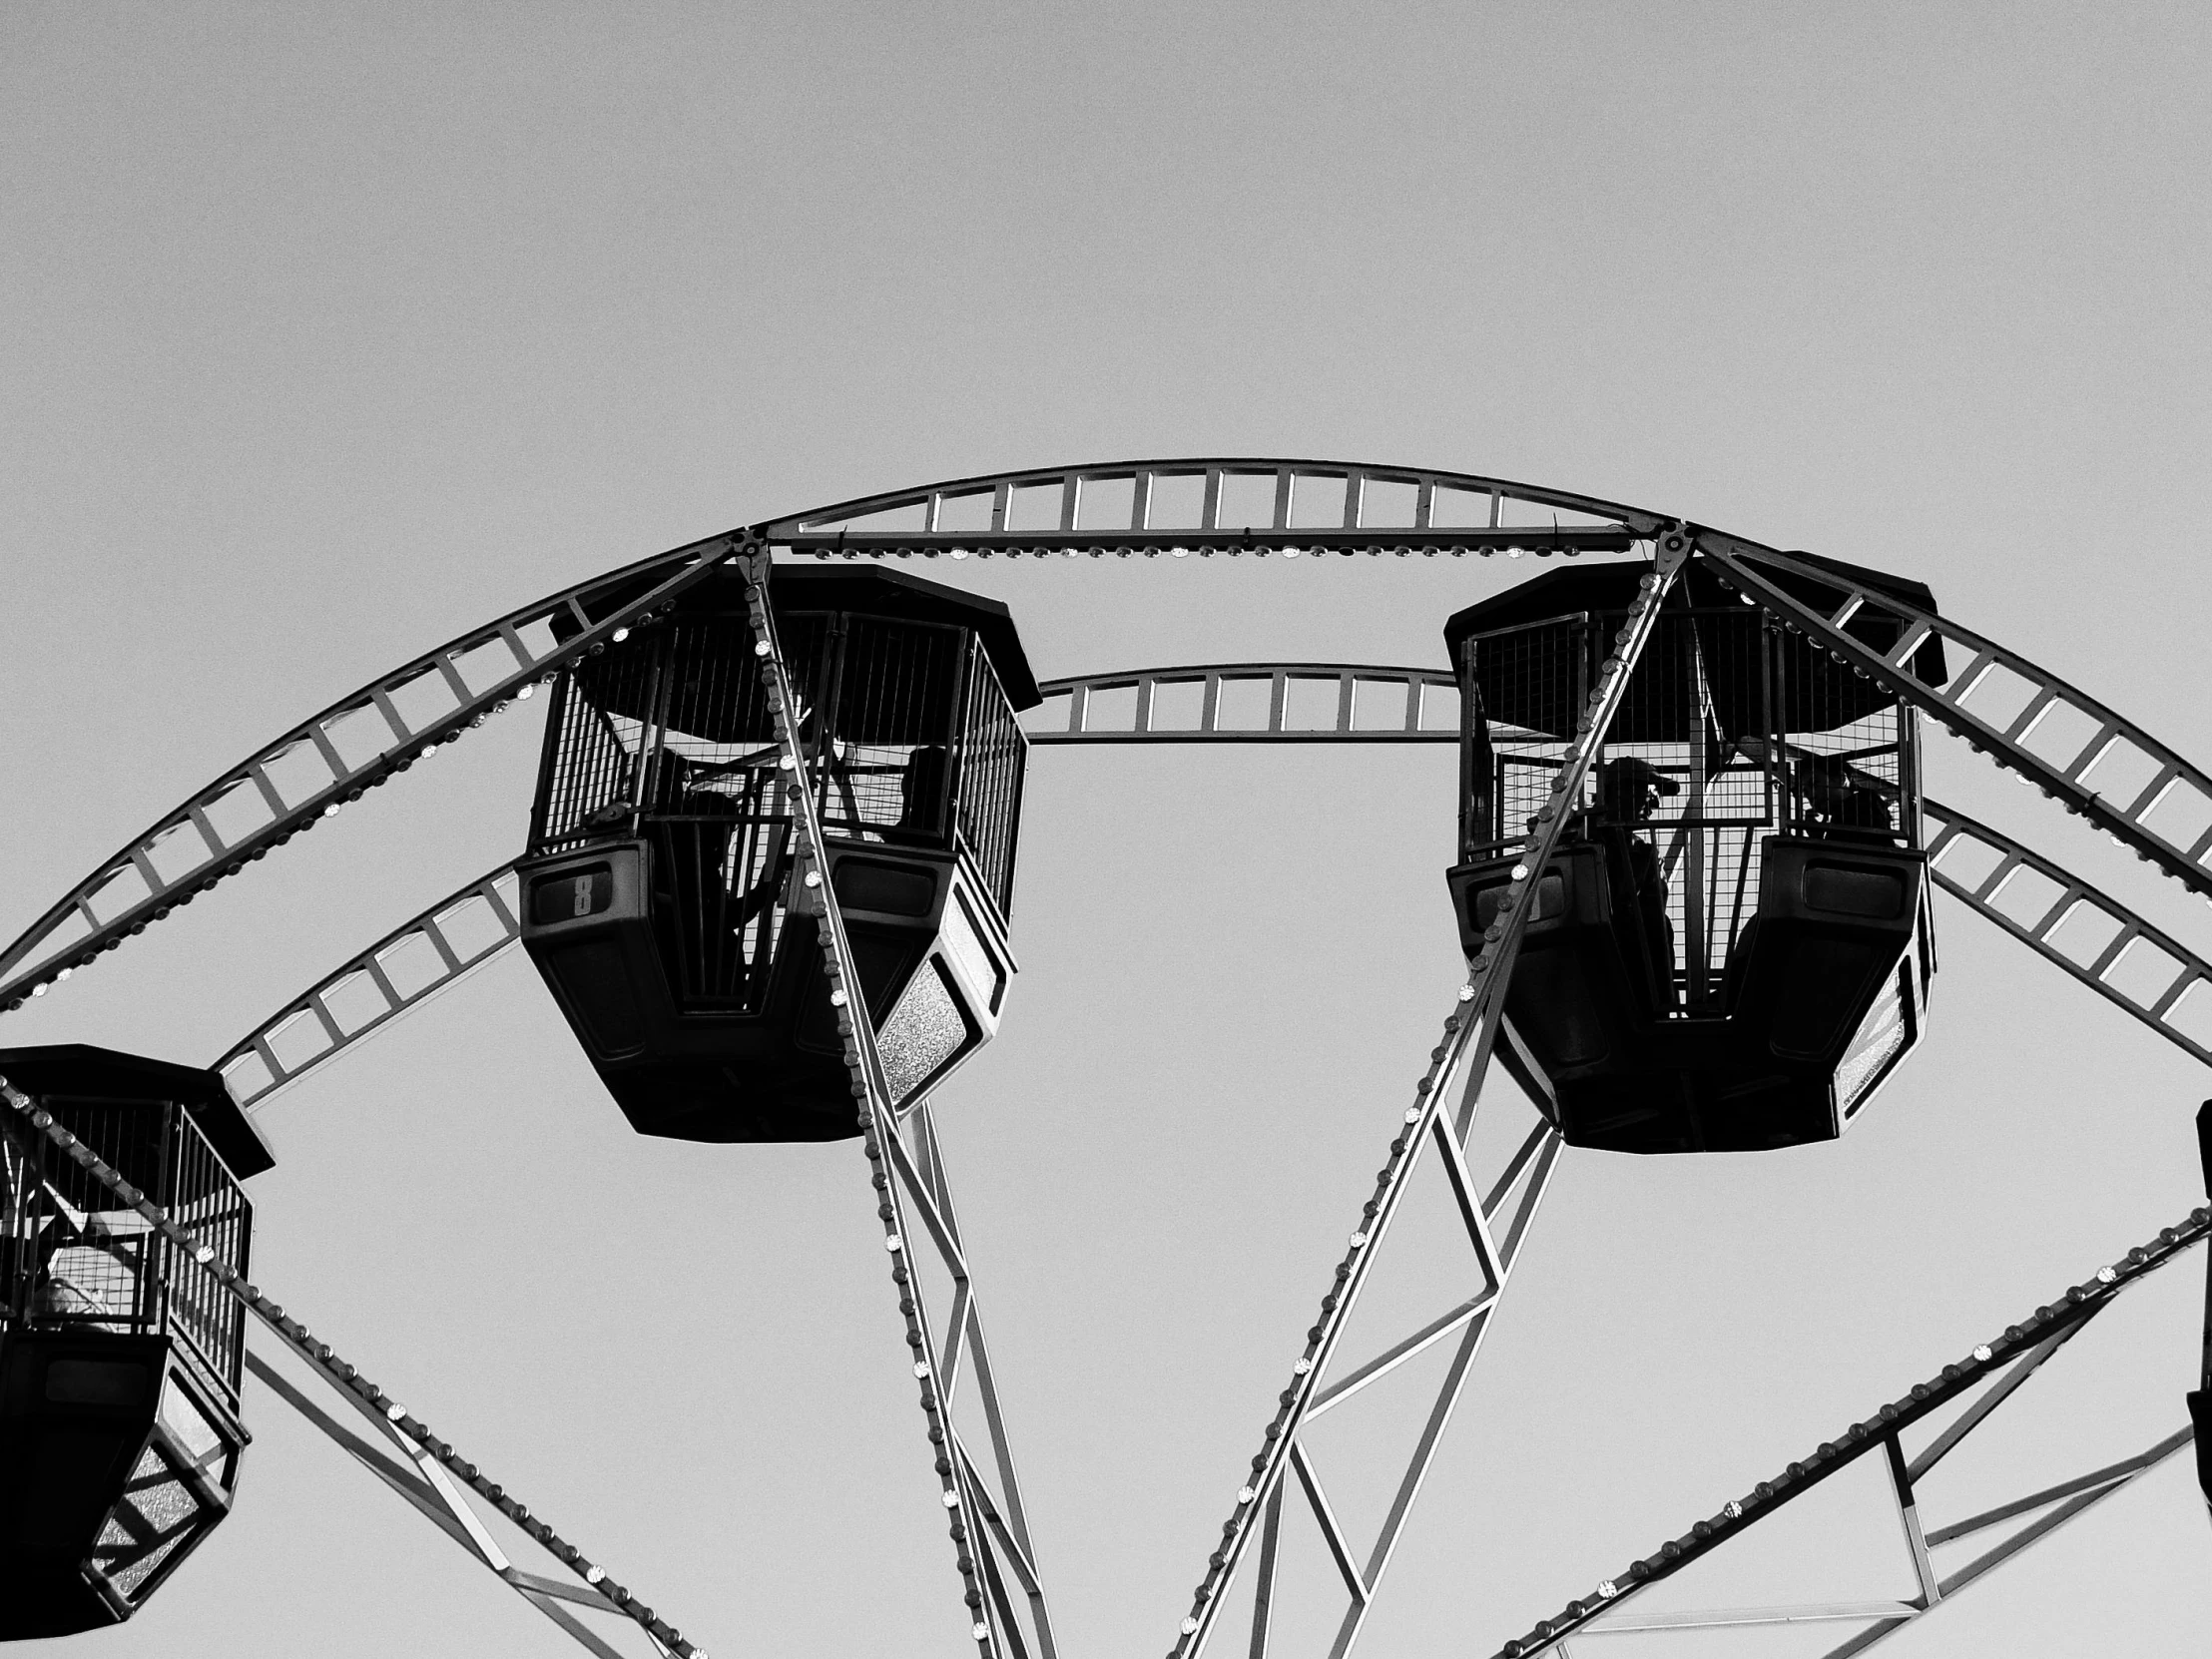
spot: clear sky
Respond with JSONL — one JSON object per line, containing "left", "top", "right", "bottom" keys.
{"left": 4, "top": 4, "right": 2211, "bottom": 1656}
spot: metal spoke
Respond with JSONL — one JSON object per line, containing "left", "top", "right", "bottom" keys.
{"left": 1174, "top": 524, "right": 1697, "bottom": 1659}
{"left": 736, "top": 553, "right": 1056, "bottom": 1659}
{"left": 1488, "top": 1203, "right": 2211, "bottom": 1657}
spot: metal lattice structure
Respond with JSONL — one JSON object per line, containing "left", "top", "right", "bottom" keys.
{"left": 3, "top": 459, "right": 2208, "bottom": 1655}
{"left": 1486, "top": 1204, "right": 2211, "bottom": 1658}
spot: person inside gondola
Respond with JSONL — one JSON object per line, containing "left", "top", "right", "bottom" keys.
{"left": 1594, "top": 757, "right": 1680, "bottom": 1010}
{"left": 888, "top": 745, "right": 949, "bottom": 844}
{"left": 1797, "top": 754, "right": 1899, "bottom": 842}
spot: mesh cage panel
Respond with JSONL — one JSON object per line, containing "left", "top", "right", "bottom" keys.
{"left": 534, "top": 648, "right": 658, "bottom": 848}
{"left": 818, "top": 616, "right": 961, "bottom": 842}
{"left": 0, "top": 1099, "right": 253, "bottom": 1401}
{"left": 530, "top": 601, "right": 1027, "bottom": 996}
{"left": 954, "top": 642, "right": 1026, "bottom": 916}
{"left": 1463, "top": 594, "right": 1917, "bottom": 1010}
{"left": 162, "top": 1127, "right": 251, "bottom": 1399}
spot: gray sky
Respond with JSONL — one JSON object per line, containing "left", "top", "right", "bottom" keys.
{"left": 5, "top": 4, "right": 2211, "bottom": 1655}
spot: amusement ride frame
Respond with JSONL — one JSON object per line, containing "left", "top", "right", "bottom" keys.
{"left": 4, "top": 459, "right": 2208, "bottom": 1658}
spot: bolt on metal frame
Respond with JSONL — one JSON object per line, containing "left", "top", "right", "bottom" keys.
{"left": 0, "top": 1074, "right": 700, "bottom": 1659}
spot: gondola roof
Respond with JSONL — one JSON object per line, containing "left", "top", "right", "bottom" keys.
{"left": 1441, "top": 550, "right": 1944, "bottom": 739}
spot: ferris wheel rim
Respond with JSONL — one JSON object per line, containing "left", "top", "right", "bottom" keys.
{"left": 9, "top": 475, "right": 2212, "bottom": 1654}
{"left": 757, "top": 457, "right": 1675, "bottom": 545}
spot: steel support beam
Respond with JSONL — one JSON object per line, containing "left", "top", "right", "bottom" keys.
{"left": 737, "top": 552, "right": 1056, "bottom": 1659}
{"left": 1489, "top": 1204, "right": 2212, "bottom": 1657}
{"left": 1172, "top": 524, "right": 1698, "bottom": 1659}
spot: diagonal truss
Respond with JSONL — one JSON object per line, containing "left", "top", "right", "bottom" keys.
{"left": 1486, "top": 1201, "right": 2212, "bottom": 1658}
{"left": 1697, "top": 534, "right": 2212, "bottom": 905}
{"left": 736, "top": 549, "right": 1056, "bottom": 1659}
{"left": 1924, "top": 799, "right": 2212, "bottom": 1068}
{"left": 0, "top": 533, "right": 740, "bottom": 1014}
{"left": 1170, "top": 524, "right": 1697, "bottom": 1659}
{"left": 0, "top": 1073, "right": 702, "bottom": 1658}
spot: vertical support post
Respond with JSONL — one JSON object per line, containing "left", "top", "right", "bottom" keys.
{"left": 2192, "top": 1101, "right": 2212, "bottom": 1518}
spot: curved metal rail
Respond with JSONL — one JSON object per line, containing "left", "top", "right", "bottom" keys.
{"left": 1488, "top": 1200, "right": 2211, "bottom": 1658}
{"left": 1700, "top": 534, "right": 2212, "bottom": 905}
{"left": 762, "top": 458, "right": 1657, "bottom": 558}
{"left": 1926, "top": 799, "right": 2212, "bottom": 1069}
{"left": 1028, "top": 664, "right": 1459, "bottom": 745}
{"left": 217, "top": 862, "right": 522, "bottom": 1106}
{"left": 0, "top": 533, "right": 742, "bottom": 1013}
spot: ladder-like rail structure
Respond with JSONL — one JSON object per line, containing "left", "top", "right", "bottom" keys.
{"left": 9, "top": 461, "right": 2212, "bottom": 1657}
{"left": 0, "top": 535, "right": 739, "bottom": 1012}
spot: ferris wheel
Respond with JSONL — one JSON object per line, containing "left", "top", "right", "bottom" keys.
{"left": 2, "top": 458, "right": 2207, "bottom": 1657}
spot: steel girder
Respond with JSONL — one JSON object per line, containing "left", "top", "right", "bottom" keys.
{"left": 1923, "top": 800, "right": 2212, "bottom": 1067}
{"left": 1486, "top": 1205, "right": 2211, "bottom": 1658}
{"left": 1168, "top": 525, "right": 1698, "bottom": 1659}
{"left": 1695, "top": 534, "right": 2212, "bottom": 906}
{"left": 216, "top": 862, "right": 523, "bottom": 1106}
{"left": 735, "top": 551, "right": 1057, "bottom": 1659}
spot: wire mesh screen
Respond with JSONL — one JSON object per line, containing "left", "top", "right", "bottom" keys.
{"left": 651, "top": 811, "right": 794, "bottom": 1011}
{"left": 533, "top": 602, "right": 1027, "bottom": 938}
{"left": 954, "top": 641, "right": 1026, "bottom": 915}
{"left": 818, "top": 616, "right": 961, "bottom": 842}
{"left": 162, "top": 1124, "right": 253, "bottom": 1398}
{"left": 640, "top": 615, "right": 819, "bottom": 1009}
{"left": 533, "top": 646, "right": 660, "bottom": 848}
{"left": 0, "top": 1098, "right": 252, "bottom": 1401}
{"left": 1462, "top": 590, "right": 1917, "bottom": 1011}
